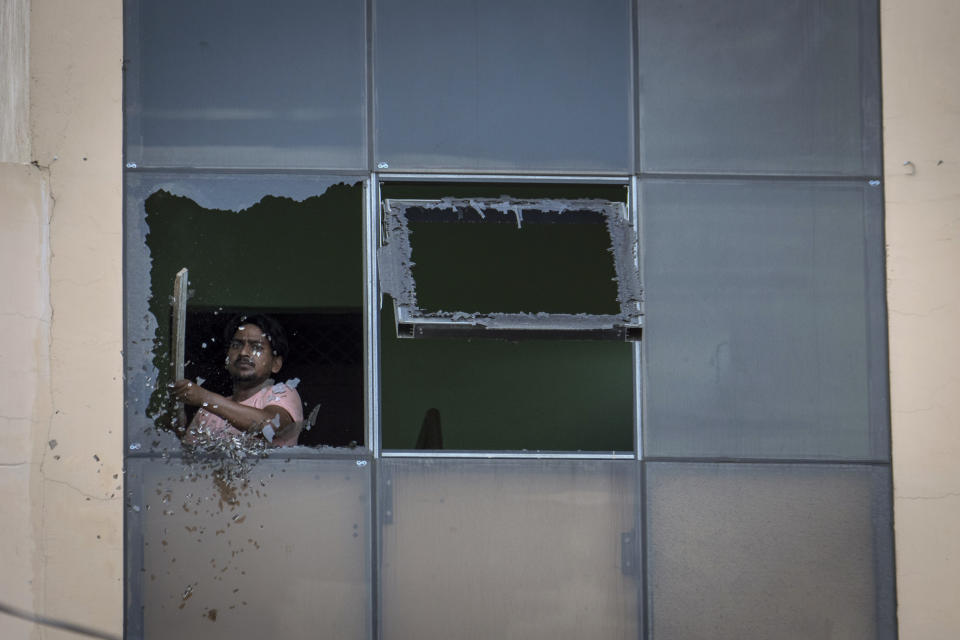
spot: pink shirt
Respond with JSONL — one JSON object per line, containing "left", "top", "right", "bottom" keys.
{"left": 186, "top": 381, "right": 304, "bottom": 448}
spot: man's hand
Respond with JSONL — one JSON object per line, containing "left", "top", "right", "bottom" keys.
{"left": 171, "top": 379, "right": 214, "bottom": 408}
{"left": 169, "top": 379, "right": 292, "bottom": 439}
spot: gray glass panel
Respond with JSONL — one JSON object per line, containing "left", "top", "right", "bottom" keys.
{"left": 638, "top": 0, "right": 881, "bottom": 176}
{"left": 125, "top": 0, "right": 366, "bottom": 169}
{"left": 379, "top": 459, "right": 640, "bottom": 639}
{"left": 124, "top": 173, "right": 365, "bottom": 453}
{"left": 125, "top": 455, "right": 372, "bottom": 639}
{"left": 374, "top": 0, "right": 633, "bottom": 172}
{"left": 645, "top": 462, "right": 895, "bottom": 640}
{"left": 642, "top": 179, "right": 886, "bottom": 460}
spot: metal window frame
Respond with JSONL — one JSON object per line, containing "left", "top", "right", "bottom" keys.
{"left": 375, "top": 182, "right": 644, "bottom": 342}
{"left": 368, "top": 173, "right": 644, "bottom": 461}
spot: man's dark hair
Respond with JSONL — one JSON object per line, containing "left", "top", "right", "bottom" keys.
{"left": 224, "top": 313, "right": 289, "bottom": 360}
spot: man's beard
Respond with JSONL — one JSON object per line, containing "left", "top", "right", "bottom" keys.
{"left": 230, "top": 359, "right": 260, "bottom": 384}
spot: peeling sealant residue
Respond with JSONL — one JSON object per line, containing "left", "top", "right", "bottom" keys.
{"left": 379, "top": 197, "right": 644, "bottom": 331}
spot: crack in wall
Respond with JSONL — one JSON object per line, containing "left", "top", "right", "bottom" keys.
{"left": 897, "top": 492, "right": 960, "bottom": 501}
{"left": 0, "top": 311, "right": 51, "bottom": 323}
{"left": 37, "top": 157, "right": 55, "bottom": 634}
{"left": 43, "top": 477, "right": 118, "bottom": 503}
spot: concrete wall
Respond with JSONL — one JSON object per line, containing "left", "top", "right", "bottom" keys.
{"left": 882, "top": 1, "right": 960, "bottom": 638}
{"left": 0, "top": 0, "right": 123, "bottom": 637}
{"left": 0, "top": 0, "right": 958, "bottom": 638}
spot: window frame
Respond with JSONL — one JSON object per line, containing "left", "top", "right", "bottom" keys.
{"left": 366, "top": 174, "right": 644, "bottom": 459}
{"left": 377, "top": 195, "right": 643, "bottom": 341}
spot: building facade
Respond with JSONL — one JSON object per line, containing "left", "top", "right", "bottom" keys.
{"left": 1, "top": 0, "right": 958, "bottom": 638}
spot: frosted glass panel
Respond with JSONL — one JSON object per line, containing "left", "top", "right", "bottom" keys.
{"left": 645, "top": 463, "right": 894, "bottom": 640}
{"left": 638, "top": 0, "right": 880, "bottom": 175}
{"left": 125, "top": 455, "right": 371, "bottom": 639}
{"left": 642, "top": 179, "right": 887, "bottom": 460}
{"left": 126, "top": 0, "right": 366, "bottom": 169}
{"left": 379, "top": 459, "right": 640, "bottom": 639}
{"left": 374, "top": 0, "right": 633, "bottom": 172}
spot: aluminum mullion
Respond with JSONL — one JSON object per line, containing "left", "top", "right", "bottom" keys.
{"left": 365, "top": 0, "right": 375, "bottom": 173}
{"left": 378, "top": 173, "right": 631, "bottom": 184}
{"left": 863, "top": 181, "right": 891, "bottom": 461}
{"left": 859, "top": 0, "right": 883, "bottom": 176}
{"left": 122, "top": 166, "right": 371, "bottom": 177}
{"left": 630, "top": 0, "right": 642, "bottom": 176}
{"left": 365, "top": 174, "right": 382, "bottom": 640}
{"left": 642, "top": 456, "right": 893, "bottom": 466}
{"left": 630, "top": 175, "right": 643, "bottom": 461}
{"left": 638, "top": 171, "right": 882, "bottom": 182}
{"left": 380, "top": 450, "right": 636, "bottom": 460}
{"left": 364, "top": 175, "right": 382, "bottom": 458}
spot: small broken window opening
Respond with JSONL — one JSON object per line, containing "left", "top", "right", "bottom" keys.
{"left": 379, "top": 197, "right": 643, "bottom": 341}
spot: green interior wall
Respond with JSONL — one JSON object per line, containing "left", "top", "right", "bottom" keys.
{"left": 409, "top": 218, "right": 620, "bottom": 315}
{"left": 379, "top": 302, "right": 635, "bottom": 451}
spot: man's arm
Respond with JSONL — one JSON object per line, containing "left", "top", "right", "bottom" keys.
{"left": 171, "top": 379, "right": 294, "bottom": 436}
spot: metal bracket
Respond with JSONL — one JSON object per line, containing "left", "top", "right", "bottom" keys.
{"left": 621, "top": 530, "right": 638, "bottom": 576}
{"left": 380, "top": 468, "right": 394, "bottom": 525}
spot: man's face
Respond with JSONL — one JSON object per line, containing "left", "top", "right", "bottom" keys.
{"left": 225, "top": 324, "right": 282, "bottom": 388}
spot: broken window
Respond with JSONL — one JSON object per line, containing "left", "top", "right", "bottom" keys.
{"left": 123, "top": 174, "right": 372, "bottom": 638}
{"left": 125, "top": 174, "right": 365, "bottom": 453}
{"left": 378, "top": 189, "right": 643, "bottom": 341}
{"left": 376, "top": 182, "right": 640, "bottom": 452}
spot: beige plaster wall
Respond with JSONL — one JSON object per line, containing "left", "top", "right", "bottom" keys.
{"left": 0, "top": 0, "right": 123, "bottom": 638}
{"left": 0, "top": 162, "right": 50, "bottom": 639}
{"left": 32, "top": 0, "right": 124, "bottom": 631}
{"left": 883, "top": 0, "right": 960, "bottom": 638}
